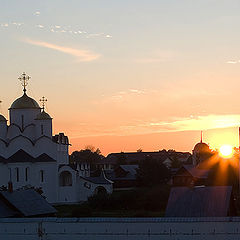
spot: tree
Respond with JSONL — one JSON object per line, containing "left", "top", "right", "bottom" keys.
{"left": 70, "top": 147, "right": 103, "bottom": 166}
{"left": 136, "top": 156, "right": 170, "bottom": 187}
{"left": 117, "top": 152, "right": 127, "bottom": 165}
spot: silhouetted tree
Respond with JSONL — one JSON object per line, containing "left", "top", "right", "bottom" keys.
{"left": 70, "top": 147, "right": 103, "bottom": 166}
{"left": 117, "top": 152, "right": 127, "bottom": 165}
{"left": 136, "top": 156, "right": 170, "bottom": 187}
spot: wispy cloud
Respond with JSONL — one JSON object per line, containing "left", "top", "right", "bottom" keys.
{"left": 24, "top": 38, "right": 101, "bottom": 62}
{"left": 227, "top": 60, "right": 240, "bottom": 64}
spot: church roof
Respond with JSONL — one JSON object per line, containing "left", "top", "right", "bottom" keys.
{"left": 10, "top": 93, "right": 40, "bottom": 110}
{"left": 0, "top": 150, "right": 56, "bottom": 163}
{"left": 35, "top": 111, "right": 52, "bottom": 120}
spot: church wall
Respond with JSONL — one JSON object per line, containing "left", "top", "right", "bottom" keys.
{"left": 35, "top": 119, "right": 52, "bottom": 139}
{"left": 57, "top": 144, "right": 69, "bottom": 165}
{"left": 0, "top": 122, "right": 7, "bottom": 139}
{"left": 6, "top": 137, "right": 34, "bottom": 158}
{"left": 22, "top": 125, "right": 35, "bottom": 141}
{"left": 0, "top": 162, "right": 58, "bottom": 203}
{"left": 0, "top": 164, "right": 9, "bottom": 186}
{"left": 7, "top": 125, "right": 21, "bottom": 140}
{"left": 0, "top": 141, "right": 7, "bottom": 157}
{"left": 9, "top": 109, "right": 41, "bottom": 128}
{"left": 34, "top": 137, "right": 57, "bottom": 159}
{"left": 34, "top": 162, "right": 58, "bottom": 203}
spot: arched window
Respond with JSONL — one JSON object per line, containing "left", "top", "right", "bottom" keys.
{"left": 94, "top": 186, "right": 107, "bottom": 195}
{"left": 40, "top": 170, "right": 44, "bottom": 183}
{"left": 59, "top": 171, "right": 72, "bottom": 186}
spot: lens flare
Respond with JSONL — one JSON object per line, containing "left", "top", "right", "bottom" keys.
{"left": 219, "top": 145, "right": 233, "bottom": 158}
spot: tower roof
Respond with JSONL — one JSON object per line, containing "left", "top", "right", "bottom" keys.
{"left": 35, "top": 111, "right": 52, "bottom": 120}
{"left": 10, "top": 93, "right": 40, "bottom": 110}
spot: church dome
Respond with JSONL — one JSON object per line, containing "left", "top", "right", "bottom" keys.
{"left": 10, "top": 93, "right": 40, "bottom": 109}
{"left": 0, "top": 115, "right": 6, "bottom": 122}
{"left": 35, "top": 111, "right": 52, "bottom": 120}
{"left": 193, "top": 142, "right": 209, "bottom": 152}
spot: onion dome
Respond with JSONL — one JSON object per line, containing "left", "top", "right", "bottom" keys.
{"left": 10, "top": 93, "right": 40, "bottom": 109}
{"left": 35, "top": 111, "right": 52, "bottom": 120}
{"left": 0, "top": 114, "right": 7, "bottom": 122}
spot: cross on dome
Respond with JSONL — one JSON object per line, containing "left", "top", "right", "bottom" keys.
{"left": 40, "top": 96, "right": 47, "bottom": 111}
{"left": 18, "top": 72, "right": 30, "bottom": 94}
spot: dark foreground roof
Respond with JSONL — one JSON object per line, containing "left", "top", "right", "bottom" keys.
{"left": 178, "top": 165, "right": 209, "bottom": 179}
{"left": 165, "top": 186, "right": 233, "bottom": 217}
{"left": 0, "top": 198, "right": 18, "bottom": 217}
{"left": 0, "top": 189, "right": 57, "bottom": 217}
{"left": 0, "top": 149, "right": 56, "bottom": 163}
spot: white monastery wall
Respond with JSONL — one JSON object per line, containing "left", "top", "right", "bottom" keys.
{"left": 1, "top": 218, "right": 240, "bottom": 240}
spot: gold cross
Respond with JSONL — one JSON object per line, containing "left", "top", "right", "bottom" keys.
{"left": 18, "top": 72, "right": 30, "bottom": 93}
{"left": 39, "top": 96, "right": 47, "bottom": 111}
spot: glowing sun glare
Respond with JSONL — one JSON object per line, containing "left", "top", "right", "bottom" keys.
{"left": 219, "top": 145, "right": 233, "bottom": 158}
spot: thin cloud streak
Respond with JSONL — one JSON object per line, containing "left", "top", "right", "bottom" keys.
{"left": 24, "top": 38, "right": 101, "bottom": 62}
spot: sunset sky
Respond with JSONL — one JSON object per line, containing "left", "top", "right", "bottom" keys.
{"left": 1, "top": 0, "right": 240, "bottom": 155}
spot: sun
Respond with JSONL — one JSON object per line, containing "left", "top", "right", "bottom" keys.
{"left": 219, "top": 145, "right": 233, "bottom": 158}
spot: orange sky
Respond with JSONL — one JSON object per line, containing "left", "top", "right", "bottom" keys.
{"left": 1, "top": 1, "right": 240, "bottom": 156}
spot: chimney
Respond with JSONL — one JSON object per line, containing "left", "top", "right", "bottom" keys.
{"left": 8, "top": 181, "right": 13, "bottom": 193}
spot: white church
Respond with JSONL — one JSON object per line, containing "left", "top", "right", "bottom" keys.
{"left": 0, "top": 73, "right": 112, "bottom": 203}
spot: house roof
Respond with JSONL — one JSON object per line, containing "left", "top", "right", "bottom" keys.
{"left": 105, "top": 151, "right": 191, "bottom": 165}
{"left": 0, "top": 189, "right": 57, "bottom": 217}
{"left": 176, "top": 165, "right": 209, "bottom": 179}
{"left": 81, "top": 170, "right": 113, "bottom": 185}
{"left": 165, "top": 186, "right": 233, "bottom": 217}
{"left": 104, "top": 165, "right": 138, "bottom": 181}
{"left": 119, "top": 165, "right": 138, "bottom": 175}
{"left": 0, "top": 150, "right": 56, "bottom": 163}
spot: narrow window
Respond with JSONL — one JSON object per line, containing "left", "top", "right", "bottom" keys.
{"left": 40, "top": 170, "right": 44, "bottom": 183}
{"left": 41, "top": 125, "right": 44, "bottom": 135}
{"left": 16, "top": 168, "right": 19, "bottom": 182}
{"left": 21, "top": 115, "right": 24, "bottom": 130}
{"left": 25, "top": 168, "right": 29, "bottom": 182}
